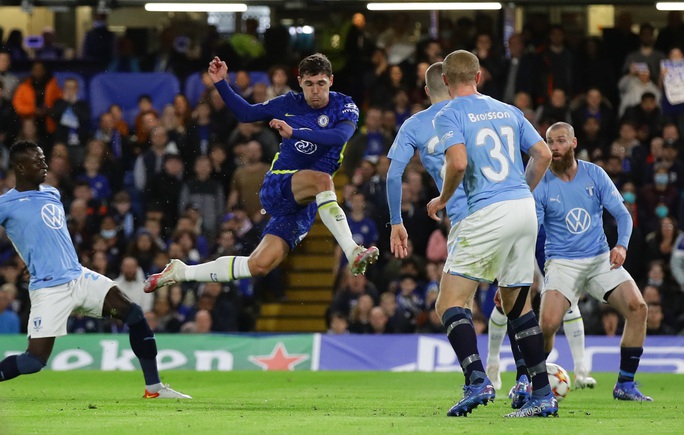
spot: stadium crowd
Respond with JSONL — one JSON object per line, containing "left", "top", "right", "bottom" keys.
{"left": 1, "top": 10, "right": 684, "bottom": 336}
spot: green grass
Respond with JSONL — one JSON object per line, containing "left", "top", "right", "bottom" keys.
{"left": 0, "top": 371, "right": 681, "bottom": 434}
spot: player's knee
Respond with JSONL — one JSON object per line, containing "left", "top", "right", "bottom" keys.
{"left": 248, "top": 257, "right": 274, "bottom": 277}
{"left": 124, "top": 303, "right": 145, "bottom": 326}
{"left": 17, "top": 352, "right": 46, "bottom": 375}
{"left": 539, "top": 315, "right": 561, "bottom": 336}
{"left": 311, "top": 172, "right": 334, "bottom": 192}
{"left": 627, "top": 298, "right": 648, "bottom": 322}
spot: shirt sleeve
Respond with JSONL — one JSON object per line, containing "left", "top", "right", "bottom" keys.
{"left": 291, "top": 122, "right": 356, "bottom": 147}
{"left": 387, "top": 118, "right": 418, "bottom": 164}
{"left": 387, "top": 159, "right": 408, "bottom": 225}
{"left": 434, "top": 109, "right": 465, "bottom": 152}
{"left": 597, "top": 166, "right": 633, "bottom": 248}
{"left": 214, "top": 80, "right": 274, "bottom": 122}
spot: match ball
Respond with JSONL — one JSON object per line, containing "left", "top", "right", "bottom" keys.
{"left": 547, "top": 362, "right": 571, "bottom": 400}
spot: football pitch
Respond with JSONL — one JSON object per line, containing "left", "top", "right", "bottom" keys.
{"left": 1, "top": 371, "right": 681, "bottom": 434}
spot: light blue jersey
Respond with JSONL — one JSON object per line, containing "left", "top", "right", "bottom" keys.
{"left": 534, "top": 160, "right": 633, "bottom": 260}
{"left": 387, "top": 100, "right": 467, "bottom": 225}
{"left": 434, "top": 94, "right": 543, "bottom": 214}
{"left": 0, "top": 185, "right": 81, "bottom": 290}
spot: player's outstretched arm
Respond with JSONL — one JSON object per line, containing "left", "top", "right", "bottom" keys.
{"left": 210, "top": 56, "right": 272, "bottom": 123}
{"left": 525, "top": 140, "right": 552, "bottom": 191}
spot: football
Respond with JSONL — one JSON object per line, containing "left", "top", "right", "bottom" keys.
{"left": 547, "top": 362, "right": 571, "bottom": 400}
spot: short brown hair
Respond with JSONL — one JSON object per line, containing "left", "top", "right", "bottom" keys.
{"left": 298, "top": 53, "right": 333, "bottom": 78}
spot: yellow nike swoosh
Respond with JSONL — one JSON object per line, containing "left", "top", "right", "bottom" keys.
{"left": 285, "top": 113, "right": 296, "bottom": 117}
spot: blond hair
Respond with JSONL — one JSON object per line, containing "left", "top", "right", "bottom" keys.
{"left": 442, "top": 50, "right": 480, "bottom": 86}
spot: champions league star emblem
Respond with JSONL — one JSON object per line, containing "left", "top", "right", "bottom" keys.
{"left": 317, "top": 115, "right": 329, "bottom": 127}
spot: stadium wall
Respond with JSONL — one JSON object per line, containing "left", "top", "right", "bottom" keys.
{"left": 1, "top": 335, "right": 683, "bottom": 373}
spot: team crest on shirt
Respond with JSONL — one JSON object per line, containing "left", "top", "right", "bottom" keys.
{"left": 33, "top": 317, "right": 42, "bottom": 331}
{"left": 41, "top": 203, "right": 65, "bottom": 229}
{"left": 294, "top": 140, "right": 317, "bottom": 155}
{"left": 586, "top": 185, "right": 595, "bottom": 196}
{"left": 317, "top": 115, "right": 329, "bottom": 127}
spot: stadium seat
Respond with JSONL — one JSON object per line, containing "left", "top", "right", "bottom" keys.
{"left": 89, "top": 72, "right": 181, "bottom": 126}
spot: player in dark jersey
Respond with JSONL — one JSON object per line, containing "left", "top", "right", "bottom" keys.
{"left": 0, "top": 141, "right": 190, "bottom": 399}
{"left": 144, "top": 54, "right": 378, "bottom": 293}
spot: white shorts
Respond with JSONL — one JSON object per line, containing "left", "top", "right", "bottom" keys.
{"left": 542, "top": 252, "right": 633, "bottom": 306}
{"left": 443, "top": 197, "right": 537, "bottom": 287}
{"left": 28, "top": 267, "right": 114, "bottom": 338}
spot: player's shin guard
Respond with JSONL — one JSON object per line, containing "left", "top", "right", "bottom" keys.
{"left": 618, "top": 347, "right": 643, "bottom": 383}
{"left": 183, "top": 256, "right": 251, "bottom": 281}
{"left": 509, "top": 310, "right": 551, "bottom": 398}
{"left": 126, "top": 304, "right": 161, "bottom": 386}
{"left": 316, "top": 191, "right": 358, "bottom": 259}
{"left": 442, "top": 307, "right": 486, "bottom": 385}
{"left": 563, "top": 304, "right": 587, "bottom": 375}
{"left": 0, "top": 352, "right": 46, "bottom": 381}
{"left": 507, "top": 323, "right": 528, "bottom": 380}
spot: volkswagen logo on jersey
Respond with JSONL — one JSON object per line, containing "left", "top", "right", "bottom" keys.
{"left": 317, "top": 115, "right": 329, "bottom": 127}
{"left": 294, "top": 140, "right": 317, "bottom": 155}
{"left": 565, "top": 208, "right": 591, "bottom": 234}
{"left": 41, "top": 203, "right": 65, "bottom": 229}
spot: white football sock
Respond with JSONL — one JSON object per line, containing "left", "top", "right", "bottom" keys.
{"left": 316, "top": 190, "right": 358, "bottom": 260}
{"left": 487, "top": 307, "right": 508, "bottom": 366}
{"left": 183, "top": 256, "right": 252, "bottom": 282}
{"left": 563, "top": 303, "right": 587, "bottom": 375}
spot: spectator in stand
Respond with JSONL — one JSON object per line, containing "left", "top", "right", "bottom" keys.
{"left": 348, "top": 293, "right": 374, "bottom": 333}
{"left": 109, "top": 103, "right": 130, "bottom": 137}
{"left": 646, "top": 302, "right": 676, "bottom": 335}
{"left": 512, "top": 91, "right": 536, "bottom": 125}
{"left": 184, "top": 101, "right": 217, "bottom": 164}
{"left": 226, "top": 121, "right": 279, "bottom": 163}
{"left": 107, "top": 35, "right": 141, "bottom": 72}
{"left": 344, "top": 107, "right": 392, "bottom": 177}
{"left": 622, "top": 23, "right": 666, "bottom": 85}
{"left": 639, "top": 164, "right": 680, "bottom": 233}
{"left": 472, "top": 32, "right": 505, "bottom": 100}
{"left": 622, "top": 92, "right": 663, "bottom": 142}
{"left": 95, "top": 111, "right": 128, "bottom": 166}
{"left": 379, "top": 291, "right": 412, "bottom": 333}
{"left": 78, "top": 155, "right": 111, "bottom": 201}
{"left": 644, "top": 216, "right": 680, "bottom": 265}
{"left": 114, "top": 256, "right": 153, "bottom": 313}
{"left": 618, "top": 63, "right": 662, "bottom": 118}
{"left": 265, "top": 65, "right": 291, "bottom": 100}
{"left": 327, "top": 311, "right": 350, "bottom": 335}
{"left": 395, "top": 274, "right": 423, "bottom": 330}
{"left": 226, "top": 140, "right": 268, "bottom": 221}
{"left": 110, "top": 190, "right": 137, "bottom": 240}
{"left": 168, "top": 283, "right": 192, "bottom": 325}
{"left": 208, "top": 143, "right": 233, "bottom": 195}
{"left": 4, "top": 30, "right": 29, "bottom": 62}
{"left": 159, "top": 104, "right": 187, "bottom": 154}
{"left": 144, "top": 27, "right": 189, "bottom": 78}
{"left": 208, "top": 88, "right": 238, "bottom": 144}
{"left": 145, "top": 153, "right": 185, "bottom": 229}
{"left": 179, "top": 155, "right": 225, "bottom": 241}
{"left": 502, "top": 33, "right": 538, "bottom": 105}
{"left": 35, "top": 27, "right": 64, "bottom": 60}
{"left": 425, "top": 218, "right": 449, "bottom": 263}
{"left": 82, "top": 12, "right": 115, "bottom": 64}
{"left": 574, "top": 37, "right": 617, "bottom": 103}
{"left": 0, "top": 78, "right": 20, "bottom": 152}
{"left": 50, "top": 78, "right": 91, "bottom": 168}
{"left": 127, "top": 230, "right": 162, "bottom": 276}
{"left": 133, "top": 126, "right": 178, "bottom": 193}
{"left": 660, "top": 47, "right": 684, "bottom": 136}
{"left": 534, "top": 88, "right": 572, "bottom": 126}
{"left": 368, "top": 306, "right": 390, "bottom": 334}
{"left": 12, "top": 61, "right": 62, "bottom": 139}
{"left": 536, "top": 25, "right": 573, "bottom": 103}
{"left": 133, "top": 95, "right": 158, "bottom": 143}
{"left": 330, "top": 270, "right": 379, "bottom": 318}
{"left": 369, "top": 64, "right": 407, "bottom": 110}
{"left": 572, "top": 88, "right": 615, "bottom": 142}
{"left": 333, "top": 191, "right": 378, "bottom": 283}
{"left": 0, "top": 51, "right": 19, "bottom": 100}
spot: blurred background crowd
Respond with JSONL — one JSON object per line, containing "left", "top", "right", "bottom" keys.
{"left": 0, "top": 7, "right": 684, "bottom": 337}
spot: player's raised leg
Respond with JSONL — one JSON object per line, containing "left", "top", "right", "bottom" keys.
{"left": 437, "top": 274, "right": 495, "bottom": 417}
{"left": 607, "top": 280, "right": 652, "bottom": 401}
{"left": 293, "top": 170, "right": 378, "bottom": 275}
{"left": 0, "top": 337, "right": 51, "bottom": 382}
{"left": 104, "top": 287, "right": 190, "bottom": 399}
{"left": 563, "top": 303, "right": 596, "bottom": 388}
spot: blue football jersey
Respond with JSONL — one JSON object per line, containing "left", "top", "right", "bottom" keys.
{"left": 534, "top": 160, "right": 632, "bottom": 260}
{"left": 434, "top": 94, "right": 543, "bottom": 215}
{"left": 0, "top": 185, "right": 81, "bottom": 290}
{"left": 388, "top": 100, "right": 468, "bottom": 225}
{"left": 258, "top": 91, "right": 359, "bottom": 175}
